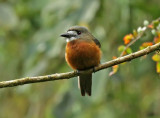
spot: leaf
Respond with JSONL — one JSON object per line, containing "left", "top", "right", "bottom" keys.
{"left": 154, "top": 33, "right": 160, "bottom": 43}
{"left": 109, "top": 56, "right": 119, "bottom": 76}
{"left": 126, "top": 47, "right": 132, "bottom": 54}
{"left": 118, "top": 45, "right": 132, "bottom": 55}
{"left": 118, "top": 45, "right": 125, "bottom": 52}
{"left": 142, "top": 42, "right": 153, "bottom": 47}
{"left": 139, "top": 42, "right": 153, "bottom": 50}
{"left": 153, "top": 20, "right": 159, "bottom": 28}
{"left": 148, "top": 24, "right": 153, "bottom": 29}
{"left": 109, "top": 65, "right": 119, "bottom": 76}
{"left": 123, "top": 34, "right": 134, "bottom": 45}
{"left": 156, "top": 62, "right": 160, "bottom": 73}
{"left": 133, "top": 29, "right": 138, "bottom": 38}
{"left": 139, "top": 46, "right": 145, "bottom": 50}
{"left": 154, "top": 37, "right": 160, "bottom": 44}
{"left": 152, "top": 54, "right": 160, "bottom": 62}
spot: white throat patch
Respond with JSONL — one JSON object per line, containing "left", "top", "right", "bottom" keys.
{"left": 66, "top": 31, "right": 77, "bottom": 42}
{"left": 66, "top": 37, "right": 77, "bottom": 42}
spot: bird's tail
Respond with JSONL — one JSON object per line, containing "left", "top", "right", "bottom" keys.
{"left": 78, "top": 74, "right": 92, "bottom": 96}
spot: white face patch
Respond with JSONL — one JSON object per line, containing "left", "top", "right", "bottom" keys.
{"left": 66, "top": 31, "right": 78, "bottom": 42}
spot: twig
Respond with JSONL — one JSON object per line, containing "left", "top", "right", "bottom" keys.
{"left": 120, "top": 32, "right": 144, "bottom": 57}
{"left": 120, "top": 17, "right": 160, "bottom": 57}
{"left": 0, "top": 42, "right": 160, "bottom": 88}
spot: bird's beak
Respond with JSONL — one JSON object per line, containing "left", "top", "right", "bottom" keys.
{"left": 60, "top": 32, "right": 76, "bottom": 38}
{"left": 60, "top": 33, "right": 71, "bottom": 38}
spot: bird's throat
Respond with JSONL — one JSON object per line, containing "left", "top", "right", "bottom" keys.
{"left": 66, "top": 37, "right": 77, "bottom": 42}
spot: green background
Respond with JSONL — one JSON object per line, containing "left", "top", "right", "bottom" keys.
{"left": 0, "top": 0, "right": 160, "bottom": 118}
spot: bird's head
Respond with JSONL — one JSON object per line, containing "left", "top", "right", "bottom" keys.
{"left": 60, "top": 26, "right": 93, "bottom": 42}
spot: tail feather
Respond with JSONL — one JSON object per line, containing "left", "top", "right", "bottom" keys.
{"left": 78, "top": 74, "right": 92, "bottom": 96}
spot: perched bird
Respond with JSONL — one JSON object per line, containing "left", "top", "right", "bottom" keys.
{"left": 60, "top": 26, "right": 101, "bottom": 96}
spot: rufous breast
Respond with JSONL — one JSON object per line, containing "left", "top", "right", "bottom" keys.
{"left": 65, "top": 39, "right": 101, "bottom": 70}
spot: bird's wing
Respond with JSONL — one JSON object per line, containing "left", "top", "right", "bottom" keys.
{"left": 93, "top": 38, "right": 101, "bottom": 48}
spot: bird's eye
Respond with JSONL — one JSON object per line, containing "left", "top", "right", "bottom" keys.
{"left": 77, "top": 31, "right": 81, "bottom": 35}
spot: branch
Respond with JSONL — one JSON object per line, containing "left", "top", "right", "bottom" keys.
{"left": 120, "top": 32, "right": 144, "bottom": 57}
{"left": 120, "top": 17, "right": 160, "bottom": 57}
{"left": 0, "top": 42, "right": 160, "bottom": 88}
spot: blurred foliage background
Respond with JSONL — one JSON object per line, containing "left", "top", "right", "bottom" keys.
{"left": 0, "top": 0, "right": 160, "bottom": 118}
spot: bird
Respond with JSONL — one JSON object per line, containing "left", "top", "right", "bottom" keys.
{"left": 60, "top": 26, "right": 101, "bottom": 96}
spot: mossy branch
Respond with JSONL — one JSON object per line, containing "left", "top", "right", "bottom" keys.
{"left": 0, "top": 42, "right": 160, "bottom": 88}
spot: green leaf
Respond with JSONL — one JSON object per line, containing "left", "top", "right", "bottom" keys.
{"left": 118, "top": 45, "right": 125, "bottom": 52}
{"left": 126, "top": 47, "right": 132, "bottom": 54}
